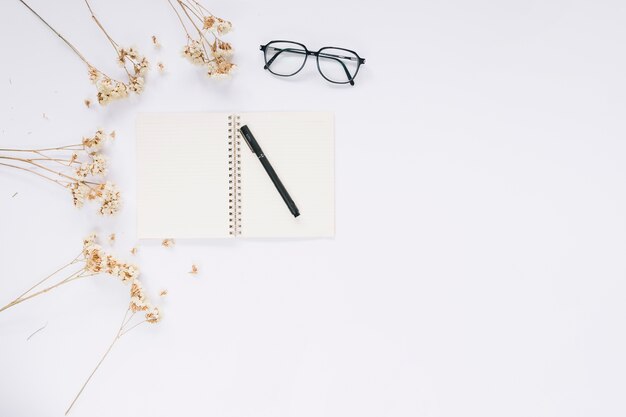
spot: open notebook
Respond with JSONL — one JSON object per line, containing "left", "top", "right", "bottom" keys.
{"left": 136, "top": 112, "right": 334, "bottom": 238}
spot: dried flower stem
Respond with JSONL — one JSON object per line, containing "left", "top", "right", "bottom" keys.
{"left": 0, "top": 162, "right": 68, "bottom": 187}
{"left": 65, "top": 306, "right": 147, "bottom": 415}
{"left": 0, "top": 252, "right": 88, "bottom": 313}
{"left": 26, "top": 322, "right": 49, "bottom": 341}
{"left": 83, "top": 0, "right": 119, "bottom": 50}
{"left": 0, "top": 156, "right": 83, "bottom": 182}
{"left": 0, "top": 145, "right": 83, "bottom": 152}
{"left": 167, "top": 0, "right": 191, "bottom": 37}
{"left": 17, "top": 0, "right": 91, "bottom": 66}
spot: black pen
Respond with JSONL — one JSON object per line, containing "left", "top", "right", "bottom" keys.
{"left": 239, "top": 125, "right": 300, "bottom": 217}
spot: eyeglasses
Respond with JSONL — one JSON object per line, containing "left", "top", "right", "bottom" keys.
{"left": 260, "top": 40, "right": 366, "bottom": 86}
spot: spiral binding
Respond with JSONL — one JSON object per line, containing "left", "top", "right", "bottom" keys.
{"left": 228, "top": 115, "right": 242, "bottom": 236}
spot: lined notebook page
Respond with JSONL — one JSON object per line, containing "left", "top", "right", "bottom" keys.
{"left": 136, "top": 112, "right": 231, "bottom": 239}
{"left": 238, "top": 112, "right": 335, "bottom": 238}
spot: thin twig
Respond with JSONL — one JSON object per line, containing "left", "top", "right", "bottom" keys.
{"left": 26, "top": 322, "right": 48, "bottom": 341}
{"left": 83, "top": 0, "right": 120, "bottom": 51}
{"left": 2, "top": 156, "right": 79, "bottom": 182}
{"left": 191, "top": 0, "right": 214, "bottom": 16}
{"left": 122, "top": 310, "right": 135, "bottom": 328}
{"left": 13, "top": 252, "right": 82, "bottom": 301}
{"left": 119, "top": 319, "right": 146, "bottom": 337}
{"left": 0, "top": 268, "right": 89, "bottom": 312}
{"left": 0, "top": 162, "right": 68, "bottom": 187}
{"left": 17, "top": 0, "right": 91, "bottom": 65}
{"left": 178, "top": 0, "right": 203, "bottom": 22}
{"left": 0, "top": 145, "right": 83, "bottom": 152}
{"left": 31, "top": 151, "right": 81, "bottom": 168}
{"left": 167, "top": 0, "right": 191, "bottom": 37}
{"left": 65, "top": 308, "right": 130, "bottom": 415}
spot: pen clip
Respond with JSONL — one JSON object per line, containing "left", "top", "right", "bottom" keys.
{"left": 239, "top": 126, "right": 256, "bottom": 154}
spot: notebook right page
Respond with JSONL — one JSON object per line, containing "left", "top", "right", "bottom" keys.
{"left": 238, "top": 112, "right": 334, "bottom": 238}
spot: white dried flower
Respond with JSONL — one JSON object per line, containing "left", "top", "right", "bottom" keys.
{"left": 98, "top": 181, "right": 121, "bottom": 215}
{"left": 211, "top": 40, "right": 233, "bottom": 58}
{"left": 203, "top": 16, "right": 216, "bottom": 30}
{"left": 89, "top": 154, "right": 107, "bottom": 176}
{"left": 75, "top": 164, "right": 90, "bottom": 179}
{"left": 88, "top": 66, "right": 100, "bottom": 83}
{"left": 216, "top": 19, "right": 232, "bottom": 35}
{"left": 145, "top": 306, "right": 161, "bottom": 323}
{"left": 82, "top": 129, "right": 107, "bottom": 151}
{"left": 182, "top": 40, "right": 207, "bottom": 65}
{"left": 128, "top": 76, "right": 145, "bottom": 93}
{"left": 96, "top": 78, "right": 129, "bottom": 105}
{"left": 135, "top": 57, "right": 149, "bottom": 76}
{"left": 69, "top": 182, "right": 90, "bottom": 207}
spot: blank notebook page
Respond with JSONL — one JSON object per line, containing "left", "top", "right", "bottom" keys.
{"left": 238, "top": 112, "right": 335, "bottom": 238}
{"left": 136, "top": 112, "right": 230, "bottom": 239}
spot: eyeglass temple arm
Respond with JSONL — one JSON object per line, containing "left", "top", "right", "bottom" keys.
{"left": 261, "top": 46, "right": 361, "bottom": 85}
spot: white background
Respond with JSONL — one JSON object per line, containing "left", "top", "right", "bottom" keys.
{"left": 1, "top": 0, "right": 626, "bottom": 416}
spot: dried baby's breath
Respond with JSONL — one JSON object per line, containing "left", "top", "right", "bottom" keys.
{"left": 0, "top": 129, "right": 122, "bottom": 215}
{"left": 108, "top": 233, "right": 116, "bottom": 245}
{"left": 170, "top": 0, "right": 235, "bottom": 78}
{"left": 2, "top": 233, "right": 143, "bottom": 313}
{"left": 152, "top": 35, "right": 161, "bottom": 48}
{"left": 130, "top": 246, "right": 138, "bottom": 255}
{"left": 189, "top": 264, "right": 199, "bottom": 274}
{"left": 19, "top": 0, "right": 150, "bottom": 107}
{"left": 162, "top": 238, "right": 175, "bottom": 248}
{"left": 145, "top": 307, "right": 161, "bottom": 323}
{"left": 159, "top": 289, "right": 168, "bottom": 297}
{"left": 57, "top": 234, "right": 161, "bottom": 415}
{"left": 84, "top": 99, "right": 92, "bottom": 108}
{"left": 157, "top": 62, "right": 165, "bottom": 73}
{"left": 82, "top": 1, "right": 151, "bottom": 106}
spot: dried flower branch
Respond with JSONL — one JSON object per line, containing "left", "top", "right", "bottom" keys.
{"left": 62, "top": 236, "right": 161, "bottom": 415}
{"left": 0, "top": 234, "right": 136, "bottom": 312}
{"left": 0, "top": 129, "right": 120, "bottom": 214}
{"left": 167, "top": 0, "right": 235, "bottom": 78}
{"left": 65, "top": 288, "right": 160, "bottom": 416}
{"left": 18, "top": 0, "right": 149, "bottom": 106}
{"left": 0, "top": 233, "right": 162, "bottom": 414}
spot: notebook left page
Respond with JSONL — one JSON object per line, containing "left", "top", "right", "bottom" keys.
{"left": 136, "top": 112, "right": 231, "bottom": 239}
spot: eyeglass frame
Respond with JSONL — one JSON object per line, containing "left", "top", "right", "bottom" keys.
{"left": 260, "top": 40, "right": 366, "bottom": 86}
